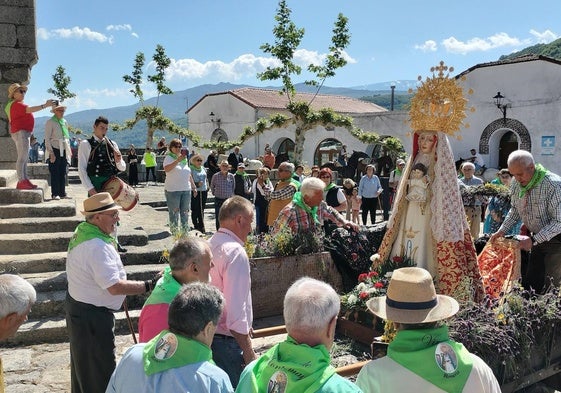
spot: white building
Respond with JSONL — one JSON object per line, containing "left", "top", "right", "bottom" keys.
{"left": 188, "top": 55, "right": 561, "bottom": 174}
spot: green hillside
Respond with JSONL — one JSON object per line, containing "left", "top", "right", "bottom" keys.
{"left": 500, "top": 37, "right": 561, "bottom": 61}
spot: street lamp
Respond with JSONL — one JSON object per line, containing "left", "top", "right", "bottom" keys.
{"left": 493, "top": 92, "right": 508, "bottom": 121}
{"left": 390, "top": 82, "right": 396, "bottom": 111}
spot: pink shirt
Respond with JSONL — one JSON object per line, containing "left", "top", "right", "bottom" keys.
{"left": 209, "top": 229, "right": 253, "bottom": 336}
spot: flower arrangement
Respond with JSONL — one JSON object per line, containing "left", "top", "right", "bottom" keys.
{"left": 245, "top": 225, "right": 324, "bottom": 258}
{"left": 459, "top": 182, "right": 509, "bottom": 206}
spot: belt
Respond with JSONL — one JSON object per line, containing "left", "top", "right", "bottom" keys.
{"left": 214, "top": 333, "right": 234, "bottom": 340}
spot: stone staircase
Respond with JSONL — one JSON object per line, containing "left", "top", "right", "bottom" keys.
{"left": 0, "top": 167, "right": 172, "bottom": 346}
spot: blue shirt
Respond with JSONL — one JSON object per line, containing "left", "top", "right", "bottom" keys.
{"left": 191, "top": 167, "right": 208, "bottom": 191}
{"left": 105, "top": 343, "right": 234, "bottom": 393}
{"left": 358, "top": 174, "right": 382, "bottom": 198}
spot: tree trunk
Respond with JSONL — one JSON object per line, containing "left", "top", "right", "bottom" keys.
{"left": 293, "top": 125, "right": 307, "bottom": 164}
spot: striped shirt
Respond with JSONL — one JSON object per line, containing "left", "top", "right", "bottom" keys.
{"left": 210, "top": 171, "right": 235, "bottom": 199}
{"left": 501, "top": 171, "right": 561, "bottom": 244}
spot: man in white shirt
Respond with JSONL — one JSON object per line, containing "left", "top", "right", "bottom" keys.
{"left": 469, "top": 148, "right": 485, "bottom": 171}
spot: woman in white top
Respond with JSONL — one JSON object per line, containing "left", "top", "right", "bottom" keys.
{"left": 44, "top": 104, "right": 72, "bottom": 199}
{"left": 163, "top": 139, "right": 197, "bottom": 233}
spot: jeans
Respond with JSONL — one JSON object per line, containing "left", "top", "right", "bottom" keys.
{"left": 11, "top": 130, "right": 31, "bottom": 181}
{"left": 211, "top": 335, "right": 244, "bottom": 388}
{"left": 165, "top": 190, "right": 191, "bottom": 233}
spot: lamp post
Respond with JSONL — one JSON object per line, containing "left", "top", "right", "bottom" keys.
{"left": 390, "top": 82, "right": 396, "bottom": 111}
{"left": 493, "top": 92, "right": 508, "bottom": 121}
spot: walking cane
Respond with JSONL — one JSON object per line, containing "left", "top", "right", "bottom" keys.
{"left": 377, "top": 194, "right": 384, "bottom": 223}
{"left": 123, "top": 298, "right": 137, "bottom": 344}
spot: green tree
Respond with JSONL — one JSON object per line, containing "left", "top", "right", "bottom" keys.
{"left": 47, "top": 65, "right": 76, "bottom": 103}
{"left": 147, "top": 44, "right": 173, "bottom": 106}
{"left": 122, "top": 52, "right": 145, "bottom": 104}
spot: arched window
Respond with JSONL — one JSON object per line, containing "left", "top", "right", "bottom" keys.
{"left": 314, "top": 138, "right": 342, "bottom": 166}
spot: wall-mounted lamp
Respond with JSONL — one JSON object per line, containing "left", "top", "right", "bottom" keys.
{"left": 493, "top": 92, "right": 509, "bottom": 121}
{"left": 209, "top": 111, "right": 221, "bottom": 128}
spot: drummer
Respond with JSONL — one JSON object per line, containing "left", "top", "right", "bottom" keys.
{"left": 77, "top": 116, "right": 126, "bottom": 197}
{"left": 77, "top": 116, "right": 128, "bottom": 252}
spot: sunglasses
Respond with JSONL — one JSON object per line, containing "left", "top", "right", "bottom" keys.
{"left": 19, "top": 89, "right": 27, "bottom": 94}
{"left": 196, "top": 159, "right": 203, "bottom": 162}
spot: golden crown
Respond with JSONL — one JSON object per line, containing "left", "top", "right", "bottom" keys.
{"left": 408, "top": 61, "right": 474, "bottom": 139}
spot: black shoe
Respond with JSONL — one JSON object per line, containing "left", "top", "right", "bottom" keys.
{"left": 117, "top": 243, "right": 128, "bottom": 253}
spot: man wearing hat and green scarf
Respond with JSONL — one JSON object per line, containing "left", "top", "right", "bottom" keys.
{"left": 66, "top": 193, "right": 158, "bottom": 393}
{"left": 236, "top": 277, "right": 362, "bottom": 392}
{"left": 355, "top": 267, "right": 500, "bottom": 392}
{"left": 490, "top": 150, "right": 561, "bottom": 292}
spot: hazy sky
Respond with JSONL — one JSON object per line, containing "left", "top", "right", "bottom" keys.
{"left": 26, "top": 0, "right": 560, "bottom": 113}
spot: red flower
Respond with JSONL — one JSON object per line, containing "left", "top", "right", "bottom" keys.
{"left": 358, "top": 273, "right": 368, "bottom": 282}
{"left": 368, "top": 271, "right": 378, "bottom": 278}
{"left": 359, "top": 292, "right": 369, "bottom": 300}
{"left": 392, "top": 256, "right": 404, "bottom": 263}
{"left": 374, "top": 282, "right": 384, "bottom": 289}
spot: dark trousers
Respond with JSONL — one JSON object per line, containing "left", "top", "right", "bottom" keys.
{"left": 48, "top": 148, "right": 68, "bottom": 198}
{"left": 255, "top": 202, "right": 269, "bottom": 234}
{"left": 361, "top": 197, "right": 378, "bottom": 225}
{"left": 66, "top": 293, "right": 116, "bottom": 393}
{"left": 145, "top": 166, "right": 156, "bottom": 182}
{"left": 524, "top": 235, "right": 561, "bottom": 293}
{"left": 211, "top": 335, "right": 244, "bottom": 388}
{"left": 214, "top": 197, "right": 226, "bottom": 230}
{"left": 191, "top": 190, "right": 208, "bottom": 232}
{"left": 128, "top": 164, "right": 138, "bottom": 186}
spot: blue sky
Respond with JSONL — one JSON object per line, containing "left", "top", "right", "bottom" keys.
{"left": 27, "top": 0, "right": 560, "bottom": 114}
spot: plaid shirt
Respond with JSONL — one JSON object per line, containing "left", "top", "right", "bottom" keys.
{"left": 272, "top": 200, "right": 346, "bottom": 234}
{"left": 210, "top": 171, "right": 235, "bottom": 199}
{"left": 266, "top": 179, "right": 298, "bottom": 201}
{"left": 501, "top": 171, "right": 561, "bottom": 244}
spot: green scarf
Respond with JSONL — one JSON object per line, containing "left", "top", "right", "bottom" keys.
{"left": 518, "top": 163, "right": 547, "bottom": 197}
{"left": 4, "top": 100, "right": 13, "bottom": 121}
{"left": 238, "top": 336, "right": 335, "bottom": 393}
{"left": 292, "top": 191, "right": 319, "bottom": 224}
{"left": 51, "top": 115, "right": 69, "bottom": 138}
{"left": 324, "top": 182, "right": 336, "bottom": 192}
{"left": 143, "top": 330, "right": 214, "bottom": 376}
{"left": 168, "top": 152, "right": 187, "bottom": 166}
{"left": 68, "top": 221, "right": 116, "bottom": 252}
{"left": 236, "top": 169, "right": 249, "bottom": 178}
{"left": 387, "top": 325, "right": 473, "bottom": 393}
{"left": 394, "top": 168, "right": 402, "bottom": 176}
{"left": 142, "top": 266, "right": 181, "bottom": 306}
{"left": 190, "top": 164, "right": 202, "bottom": 172}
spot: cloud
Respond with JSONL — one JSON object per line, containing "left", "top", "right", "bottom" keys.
{"left": 293, "top": 49, "right": 357, "bottom": 66}
{"left": 131, "top": 32, "right": 139, "bottom": 39}
{"left": 106, "top": 24, "right": 132, "bottom": 31}
{"left": 37, "top": 26, "right": 112, "bottom": 43}
{"left": 441, "top": 33, "right": 529, "bottom": 54}
{"left": 529, "top": 29, "right": 558, "bottom": 44}
{"left": 414, "top": 40, "right": 438, "bottom": 52}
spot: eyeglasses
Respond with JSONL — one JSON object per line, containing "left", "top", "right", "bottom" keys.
{"left": 196, "top": 159, "right": 203, "bottom": 162}
{"left": 18, "top": 89, "right": 27, "bottom": 94}
{"left": 99, "top": 211, "right": 119, "bottom": 219}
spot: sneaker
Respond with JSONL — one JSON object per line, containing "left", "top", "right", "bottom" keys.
{"left": 16, "top": 180, "right": 34, "bottom": 190}
{"left": 54, "top": 196, "right": 61, "bottom": 200}
{"left": 24, "top": 179, "right": 38, "bottom": 189}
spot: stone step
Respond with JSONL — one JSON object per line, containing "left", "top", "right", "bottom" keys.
{"left": 0, "top": 228, "right": 149, "bottom": 255}
{"left": 0, "top": 238, "right": 169, "bottom": 274}
{"left": 0, "top": 169, "right": 18, "bottom": 187}
{"left": 0, "top": 216, "right": 83, "bottom": 234}
{"left": 22, "top": 264, "right": 164, "bottom": 320}
{"left": 0, "top": 200, "right": 76, "bottom": 219}
{"left": 0, "top": 178, "right": 50, "bottom": 204}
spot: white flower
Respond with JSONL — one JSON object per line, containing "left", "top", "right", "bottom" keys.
{"left": 385, "top": 272, "right": 393, "bottom": 278}
{"left": 347, "top": 294, "right": 358, "bottom": 304}
{"left": 356, "top": 283, "right": 368, "bottom": 291}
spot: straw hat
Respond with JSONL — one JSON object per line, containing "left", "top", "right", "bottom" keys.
{"left": 80, "top": 192, "right": 122, "bottom": 217}
{"left": 366, "top": 267, "right": 459, "bottom": 324}
{"left": 7, "top": 83, "right": 28, "bottom": 99}
{"left": 396, "top": 159, "right": 406, "bottom": 166}
{"left": 51, "top": 104, "right": 67, "bottom": 113}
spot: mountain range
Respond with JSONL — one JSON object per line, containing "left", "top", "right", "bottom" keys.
{"left": 32, "top": 81, "right": 416, "bottom": 149}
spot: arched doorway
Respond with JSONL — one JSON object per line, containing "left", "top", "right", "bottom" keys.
{"left": 275, "top": 138, "right": 295, "bottom": 167}
{"left": 498, "top": 131, "right": 518, "bottom": 169}
{"left": 211, "top": 128, "right": 228, "bottom": 142}
{"left": 314, "top": 138, "right": 342, "bottom": 166}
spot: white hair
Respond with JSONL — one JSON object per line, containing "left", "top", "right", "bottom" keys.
{"left": 461, "top": 161, "right": 475, "bottom": 170}
{"left": 300, "top": 177, "right": 325, "bottom": 197}
{"left": 0, "top": 274, "right": 36, "bottom": 319}
{"left": 507, "top": 150, "right": 534, "bottom": 167}
{"left": 279, "top": 162, "right": 295, "bottom": 173}
{"left": 284, "top": 277, "right": 340, "bottom": 334}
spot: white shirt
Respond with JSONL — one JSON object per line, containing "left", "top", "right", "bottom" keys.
{"left": 163, "top": 155, "right": 192, "bottom": 192}
{"left": 66, "top": 237, "right": 126, "bottom": 310}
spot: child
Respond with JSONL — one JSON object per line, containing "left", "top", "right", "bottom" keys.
{"left": 406, "top": 162, "right": 430, "bottom": 204}
{"left": 350, "top": 187, "right": 362, "bottom": 225}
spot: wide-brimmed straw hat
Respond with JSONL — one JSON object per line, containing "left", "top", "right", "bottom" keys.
{"left": 8, "top": 83, "right": 28, "bottom": 99}
{"left": 80, "top": 192, "right": 122, "bottom": 217}
{"left": 51, "top": 104, "right": 67, "bottom": 113}
{"left": 366, "top": 267, "right": 459, "bottom": 324}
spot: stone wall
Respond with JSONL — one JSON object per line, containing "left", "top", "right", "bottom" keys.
{"left": 0, "top": 0, "right": 37, "bottom": 170}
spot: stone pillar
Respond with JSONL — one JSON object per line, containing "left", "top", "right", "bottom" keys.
{"left": 0, "top": 0, "right": 38, "bottom": 170}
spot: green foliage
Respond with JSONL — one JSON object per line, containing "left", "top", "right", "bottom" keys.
{"left": 148, "top": 44, "right": 173, "bottom": 106}
{"left": 360, "top": 93, "right": 412, "bottom": 111}
{"left": 47, "top": 65, "right": 76, "bottom": 103}
{"left": 499, "top": 37, "right": 561, "bottom": 61}
{"left": 123, "top": 52, "right": 145, "bottom": 104}
{"left": 246, "top": 226, "right": 325, "bottom": 258}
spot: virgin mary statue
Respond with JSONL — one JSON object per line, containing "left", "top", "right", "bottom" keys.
{"left": 372, "top": 62, "right": 483, "bottom": 299}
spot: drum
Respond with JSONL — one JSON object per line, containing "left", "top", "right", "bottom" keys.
{"left": 102, "top": 177, "right": 139, "bottom": 211}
